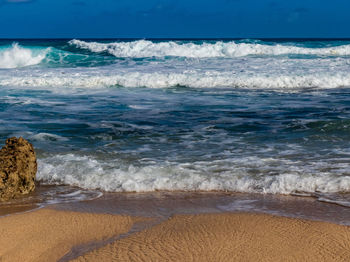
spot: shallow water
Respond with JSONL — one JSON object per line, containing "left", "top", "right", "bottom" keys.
{"left": 53, "top": 191, "right": 350, "bottom": 226}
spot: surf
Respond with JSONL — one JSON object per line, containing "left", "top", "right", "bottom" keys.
{"left": 69, "top": 39, "right": 350, "bottom": 58}
{"left": 0, "top": 43, "right": 48, "bottom": 69}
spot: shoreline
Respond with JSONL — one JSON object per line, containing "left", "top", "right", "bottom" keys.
{"left": 53, "top": 190, "right": 350, "bottom": 226}
{"left": 3, "top": 185, "right": 350, "bottom": 225}
{"left": 0, "top": 191, "right": 350, "bottom": 261}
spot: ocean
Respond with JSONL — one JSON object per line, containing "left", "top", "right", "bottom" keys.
{"left": 1, "top": 38, "right": 350, "bottom": 207}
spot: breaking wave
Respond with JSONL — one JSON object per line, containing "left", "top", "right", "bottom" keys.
{"left": 69, "top": 39, "right": 350, "bottom": 58}
{"left": 37, "top": 154, "right": 350, "bottom": 195}
{"left": 0, "top": 43, "right": 48, "bottom": 69}
{"left": 2, "top": 71, "right": 350, "bottom": 89}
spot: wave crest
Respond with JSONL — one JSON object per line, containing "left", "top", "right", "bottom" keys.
{"left": 0, "top": 43, "right": 47, "bottom": 69}
{"left": 37, "top": 154, "right": 350, "bottom": 195}
{"left": 2, "top": 72, "right": 350, "bottom": 89}
{"left": 69, "top": 39, "right": 350, "bottom": 58}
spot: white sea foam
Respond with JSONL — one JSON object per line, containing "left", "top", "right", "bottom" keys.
{"left": 2, "top": 71, "right": 350, "bottom": 89}
{"left": 37, "top": 154, "right": 350, "bottom": 194}
{"left": 69, "top": 39, "right": 350, "bottom": 58}
{"left": 30, "top": 133, "right": 69, "bottom": 142}
{"left": 10, "top": 132, "right": 68, "bottom": 142}
{"left": 0, "top": 43, "right": 47, "bottom": 69}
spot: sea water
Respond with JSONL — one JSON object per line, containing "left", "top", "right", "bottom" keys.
{"left": 1, "top": 39, "right": 350, "bottom": 206}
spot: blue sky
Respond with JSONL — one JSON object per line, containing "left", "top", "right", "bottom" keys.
{"left": 0, "top": 0, "right": 349, "bottom": 38}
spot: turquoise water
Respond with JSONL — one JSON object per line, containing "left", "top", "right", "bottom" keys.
{"left": 1, "top": 39, "right": 350, "bottom": 205}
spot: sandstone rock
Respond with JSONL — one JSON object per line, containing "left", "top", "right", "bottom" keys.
{"left": 0, "top": 137, "right": 37, "bottom": 200}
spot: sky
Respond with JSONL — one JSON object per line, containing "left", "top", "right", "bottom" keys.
{"left": 0, "top": 0, "right": 349, "bottom": 38}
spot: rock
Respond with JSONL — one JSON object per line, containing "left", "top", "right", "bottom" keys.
{"left": 0, "top": 137, "right": 37, "bottom": 200}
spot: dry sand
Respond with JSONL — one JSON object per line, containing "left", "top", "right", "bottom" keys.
{"left": 0, "top": 208, "right": 137, "bottom": 262}
{"left": 75, "top": 213, "right": 350, "bottom": 262}
{"left": 0, "top": 208, "right": 350, "bottom": 262}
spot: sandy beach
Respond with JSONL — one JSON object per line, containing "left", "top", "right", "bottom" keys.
{"left": 0, "top": 198, "right": 350, "bottom": 262}
{"left": 0, "top": 208, "right": 139, "bottom": 262}
{"left": 75, "top": 212, "right": 350, "bottom": 262}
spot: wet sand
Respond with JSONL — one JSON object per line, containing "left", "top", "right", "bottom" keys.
{"left": 54, "top": 191, "right": 350, "bottom": 226}
{"left": 0, "top": 191, "right": 350, "bottom": 261}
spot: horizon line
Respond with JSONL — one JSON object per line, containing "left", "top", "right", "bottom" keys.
{"left": 1, "top": 37, "right": 350, "bottom": 41}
